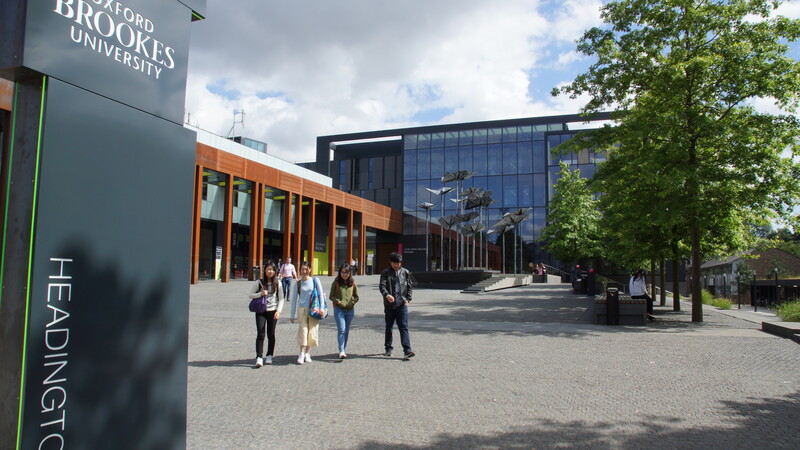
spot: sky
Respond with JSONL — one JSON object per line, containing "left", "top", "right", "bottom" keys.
{"left": 184, "top": 0, "right": 800, "bottom": 164}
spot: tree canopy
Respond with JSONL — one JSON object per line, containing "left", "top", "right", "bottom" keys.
{"left": 555, "top": 0, "right": 800, "bottom": 321}
{"left": 539, "top": 162, "right": 603, "bottom": 265}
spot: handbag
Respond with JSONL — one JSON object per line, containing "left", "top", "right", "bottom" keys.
{"left": 307, "top": 277, "right": 328, "bottom": 320}
{"left": 248, "top": 281, "right": 268, "bottom": 313}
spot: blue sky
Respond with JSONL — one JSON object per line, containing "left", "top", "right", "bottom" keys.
{"left": 185, "top": 0, "right": 800, "bottom": 164}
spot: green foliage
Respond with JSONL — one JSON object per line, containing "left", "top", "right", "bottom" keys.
{"left": 554, "top": 0, "right": 800, "bottom": 321}
{"left": 538, "top": 162, "right": 603, "bottom": 264}
{"left": 776, "top": 300, "right": 800, "bottom": 322}
{"left": 697, "top": 289, "right": 732, "bottom": 309}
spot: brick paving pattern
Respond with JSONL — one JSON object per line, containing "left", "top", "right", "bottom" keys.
{"left": 187, "top": 276, "right": 800, "bottom": 449}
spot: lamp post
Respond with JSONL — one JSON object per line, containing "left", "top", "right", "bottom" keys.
{"left": 753, "top": 271, "right": 757, "bottom": 312}
{"left": 426, "top": 186, "right": 455, "bottom": 271}
{"left": 773, "top": 268, "right": 779, "bottom": 308}
{"left": 737, "top": 273, "right": 741, "bottom": 309}
{"left": 722, "top": 273, "right": 726, "bottom": 299}
{"left": 437, "top": 214, "right": 460, "bottom": 271}
{"left": 417, "top": 202, "right": 435, "bottom": 271}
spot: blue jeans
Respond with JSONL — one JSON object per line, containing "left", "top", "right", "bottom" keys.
{"left": 281, "top": 277, "right": 293, "bottom": 298}
{"left": 384, "top": 305, "right": 411, "bottom": 355}
{"left": 333, "top": 307, "right": 355, "bottom": 353}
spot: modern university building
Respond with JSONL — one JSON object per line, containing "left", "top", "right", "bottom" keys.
{"left": 2, "top": 81, "right": 610, "bottom": 281}
{"left": 311, "top": 112, "right": 613, "bottom": 274}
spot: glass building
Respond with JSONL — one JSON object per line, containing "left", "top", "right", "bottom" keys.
{"left": 314, "top": 113, "right": 612, "bottom": 272}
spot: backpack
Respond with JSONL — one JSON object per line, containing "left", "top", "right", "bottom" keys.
{"left": 299, "top": 277, "right": 327, "bottom": 320}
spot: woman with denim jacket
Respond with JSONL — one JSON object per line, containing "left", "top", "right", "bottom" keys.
{"left": 329, "top": 263, "right": 359, "bottom": 359}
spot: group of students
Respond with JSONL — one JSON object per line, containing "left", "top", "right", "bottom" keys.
{"left": 248, "top": 252, "right": 414, "bottom": 367}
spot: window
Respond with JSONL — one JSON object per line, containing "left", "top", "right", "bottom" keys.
{"left": 404, "top": 134, "right": 418, "bottom": 150}
{"left": 487, "top": 144, "right": 502, "bottom": 175}
{"left": 503, "top": 175, "right": 517, "bottom": 207}
{"left": 517, "top": 141, "right": 532, "bottom": 174}
{"left": 417, "top": 149, "right": 430, "bottom": 180}
{"left": 445, "top": 131, "right": 459, "bottom": 146}
{"left": 502, "top": 143, "right": 517, "bottom": 174}
{"left": 459, "top": 146, "right": 473, "bottom": 172}
{"left": 404, "top": 150, "right": 417, "bottom": 180}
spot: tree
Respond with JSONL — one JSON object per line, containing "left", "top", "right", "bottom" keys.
{"left": 539, "top": 162, "right": 603, "bottom": 265}
{"left": 554, "top": 0, "right": 800, "bottom": 321}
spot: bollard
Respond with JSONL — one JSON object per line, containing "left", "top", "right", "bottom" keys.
{"left": 606, "top": 287, "right": 620, "bottom": 325}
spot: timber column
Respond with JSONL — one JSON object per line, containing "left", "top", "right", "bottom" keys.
{"left": 0, "top": 1, "right": 207, "bottom": 449}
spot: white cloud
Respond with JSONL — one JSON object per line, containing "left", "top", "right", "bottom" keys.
{"left": 185, "top": 0, "right": 605, "bottom": 162}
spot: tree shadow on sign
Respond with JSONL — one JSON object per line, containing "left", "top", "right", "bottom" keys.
{"left": 22, "top": 245, "right": 188, "bottom": 449}
{"left": 353, "top": 391, "right": 800, "bottom": 449}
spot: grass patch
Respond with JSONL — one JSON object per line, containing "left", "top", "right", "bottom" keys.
{"left": 776, "top": 300, "right": 800, "bottom": 322}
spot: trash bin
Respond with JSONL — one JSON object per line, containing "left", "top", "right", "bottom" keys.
{"left": 606, "top": 287, "right": 620, "bottom": 325}
{"left": 253, "top": 266, "right": 260, "bottom": 279}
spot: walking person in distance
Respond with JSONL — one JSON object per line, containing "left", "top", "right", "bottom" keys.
{"left": 379, "top": 252, "right": 415, "bottom": 360}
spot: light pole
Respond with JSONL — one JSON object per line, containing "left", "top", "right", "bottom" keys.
{"left": 417, "top": 202, "right": 435, "bottom": 271}
{"left": 437, "top": 214, "right": 459, "bottom": 271}
{"left": 426, "top": 186, "right": 455, "bottom": 271}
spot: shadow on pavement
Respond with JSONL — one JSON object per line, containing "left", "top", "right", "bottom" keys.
{"left": 353, "top": 391, "right": 800, "bottom": 449}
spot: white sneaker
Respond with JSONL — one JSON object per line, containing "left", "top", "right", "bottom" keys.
{"left": 339, "top": 352, "right": 347, "bottom": 359}
{"left": 304, "top": 353, "right": 312, "bottom": 362}
{"left": 255, "top": 357, "right": 263, "bottom": 368}
{"left": 297, "top": 353, "right": 305, "bottom": 365}
{"left": 265, "top": 355, "right": 272, "bottom": 365}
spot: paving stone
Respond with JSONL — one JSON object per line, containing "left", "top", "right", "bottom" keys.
{"left": 187, "top": 276, "right": 800, "bottom": 449}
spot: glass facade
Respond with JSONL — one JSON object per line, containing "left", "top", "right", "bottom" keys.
{"left": 402, "top": 120, "right": 604, "bottom": 266}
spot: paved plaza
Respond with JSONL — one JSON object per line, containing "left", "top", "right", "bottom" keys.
{"left": 187, "top": 276, "right": 800, "bottom": 449}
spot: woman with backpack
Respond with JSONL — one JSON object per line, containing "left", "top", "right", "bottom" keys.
{"left": 248, "top": 260, "right": 285, "bottom": 367}
{"left": 329, "top": 263, "right": 359, "bottom": 359}
{"left": 290, "top": 261, "right": 325, "bottom": 365}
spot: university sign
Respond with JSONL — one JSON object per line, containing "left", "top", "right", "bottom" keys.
{"left": 0, "top": 1, "right": 206, "bottom": 449}
{"left": 21, "top": 0, "right": 195, "bottom": 124}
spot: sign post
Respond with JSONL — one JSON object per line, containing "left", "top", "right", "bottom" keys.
{"left": 0, "top": 1, "right": 206, "bottom": 448}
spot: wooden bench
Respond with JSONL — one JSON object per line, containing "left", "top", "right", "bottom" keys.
{"left": 594, "top": 293, "right": 647, "bottom": 325}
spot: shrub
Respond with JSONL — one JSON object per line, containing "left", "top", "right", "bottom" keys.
{"left": 711, "top": 298, "right": 732, "bottom": 310}
{"left": 776, "top": 300, "right": 800, "bottom": 322}
{"left": 696, "top": 290, "right": 732, "bottom": 309}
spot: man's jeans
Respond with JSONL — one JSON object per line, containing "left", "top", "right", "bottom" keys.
{"left": 333, "top": 307, "right": 355, "bottom": 353}
{"left": 384, "top": 305, "right": 411, "bottom": 355}
{"left": 281, "top": 277, "right": 293, "bottom": 299}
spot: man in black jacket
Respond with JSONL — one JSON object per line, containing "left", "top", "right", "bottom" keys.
{"left": 379, "top": 252, "right": 415, "bottom": 359}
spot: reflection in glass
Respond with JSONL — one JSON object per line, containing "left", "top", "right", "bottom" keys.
{"left": 488, "top": 128, "right": 502, "bottom": 144}
{"left": 404, "top": 150, "right": 417, "bottom": 180}
{"left": 459, "top": 146, "right": 473, "bottom": 172}
{"left": 519, "top": 174, "right": 533, "bottom": 207}
{"left": 445, "top": 131, "right": 459, "bottom": 146}
{"left": 533, "top": 141, "right": 546, "bottom": 173}
{"left": 459, "top": 130, "right": 473, "bottom": 146}
{"left": 431, "top": 150, "right": 444, "bottom": 178}
{"left": 473, "top": 144, "right": 488, "bottom": 174}
{"left": 417, "top": 133, "right": 431, "bottom": 148}
{"left": 502, "top": 143, "right": 517, "bottom": 174}
{"left": 404, "top": 134, "right": 418, "bottom": 150}
{"left": 503, "top": 175, "right": 517, "bottom": 207}
{"left": 517, "top": 141, "right": 532, "bottom": 174}
{"left": 444, "top": 147, "right": 459, "bottom": 174}
{"left": 473, "top": 128, "right": 488, "bottom": 145}
{"left": 431, "top": 132, "right": 445, "bottom": 147}
{"left": 487, "top": 144, "right": 502, "bottom": 175}
{"left": 417, "top": 149, "right": 430, "bottom": 180}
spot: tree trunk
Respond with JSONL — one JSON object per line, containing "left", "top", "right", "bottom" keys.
{"left": 672, "top": 258, "right": 681, "bottom": 311}
{"left": 650, "top": 260, "right": 656, "bottom": 299}
{"left": 660, "top": 259, "right": 666, "bottom": 306}
{"left": 691, "top": 223, "right": 704, "bottom": 322}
